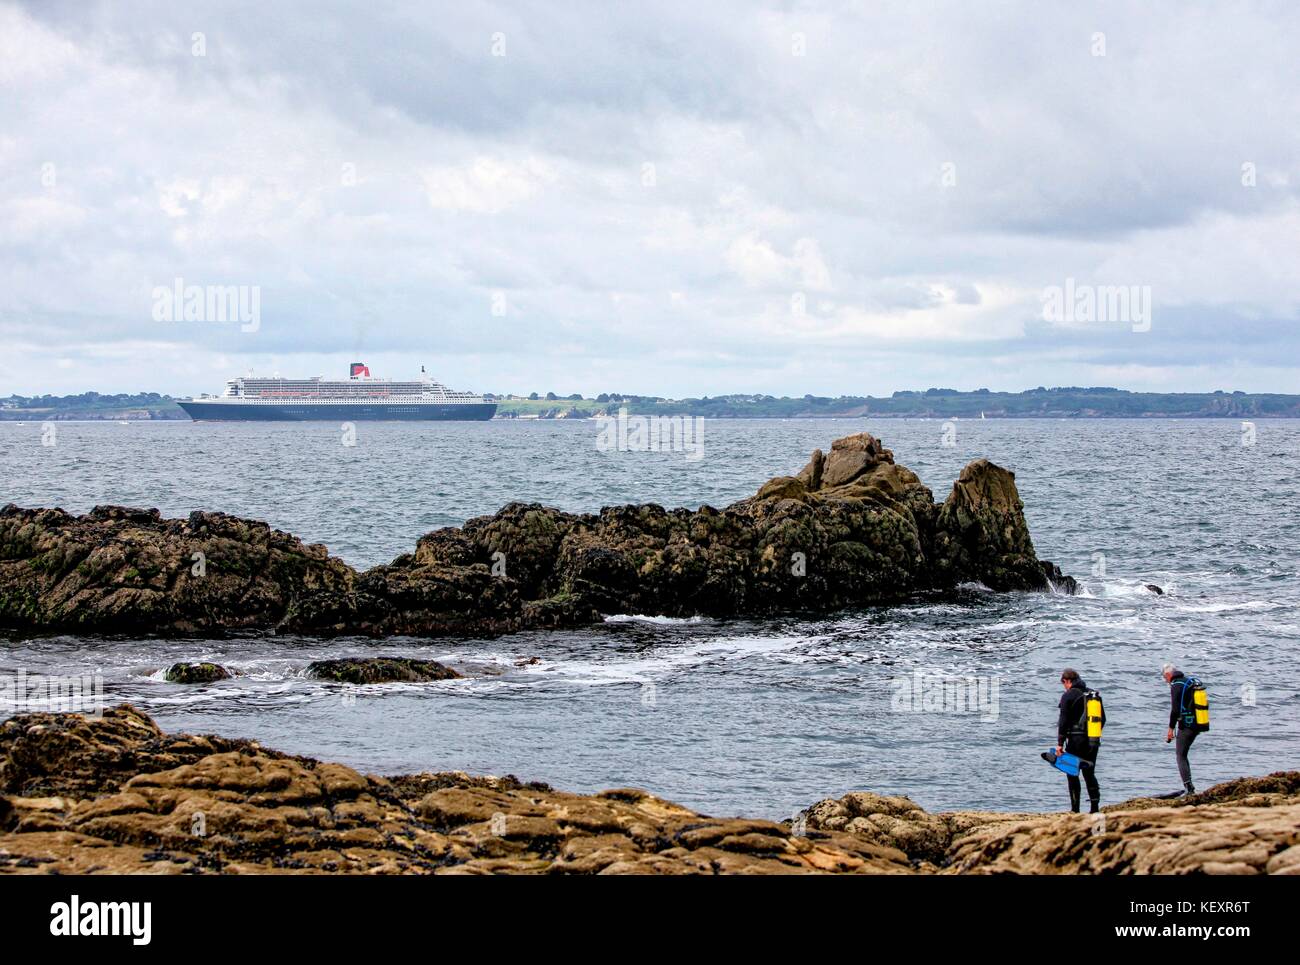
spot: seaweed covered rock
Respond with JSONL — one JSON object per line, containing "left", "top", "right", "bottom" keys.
{"left": 930, "top": 459, "right": 1048, "bottom": 591}
{"left": 0, "top": 432, "right": 1072, "bottom": 639}
{"left": 0, "top": 505, "right": 352, "bottom": 634}
{"left": 164, "top": 662, "right": 231, "bottom": 684}
{"left": 1042, "top": 561, "right": 1080, "bottom": 596}
{"left": 304, "top": 657, "right": 461, "bottom": 684}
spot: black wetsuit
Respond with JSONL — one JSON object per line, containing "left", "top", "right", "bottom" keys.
{"left": 1057, "top": 680, "right": 1103, "bottom": 811}
{"left": 1169, "top": 672, "right": 1198, "bottom": 792}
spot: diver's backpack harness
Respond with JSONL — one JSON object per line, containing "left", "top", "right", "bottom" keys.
{"left": 1178, "top": 676, "right": 1211, "bottom": 733}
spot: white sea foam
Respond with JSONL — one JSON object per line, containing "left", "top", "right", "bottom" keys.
{"left": 603, "top": 613, "right": 708, "bottom": 625}
{"left": 1173, "top": 600, "right": 1284, "bottom": 614}
{"left": 1072, "top": 580, "right": 1184, "bottom": 600}
{"left": 550, "top": 633, "right": 813, "bottom": 685}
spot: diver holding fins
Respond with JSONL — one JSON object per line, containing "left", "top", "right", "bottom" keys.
{"left": 1048, "top": 668, "right": 1105, "bottom": 813}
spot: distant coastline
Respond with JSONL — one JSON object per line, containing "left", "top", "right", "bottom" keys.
{"left": 5, "top": 386, "right": 1300, "bottom": 421}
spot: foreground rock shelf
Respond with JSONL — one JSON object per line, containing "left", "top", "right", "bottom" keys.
{"left": 0, "top": 432, "right": 1076, "bottom": 638}
{"left": 1, "top": 706, "right": 1295, "bottom": 875}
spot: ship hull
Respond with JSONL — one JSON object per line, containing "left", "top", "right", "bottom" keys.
{"left": 178, "top": 401, "right": 497, "bottom": 421}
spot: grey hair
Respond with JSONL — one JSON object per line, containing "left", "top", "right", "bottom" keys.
{"left": 1162, "top": 663, "right": 1177, "bottom": 676}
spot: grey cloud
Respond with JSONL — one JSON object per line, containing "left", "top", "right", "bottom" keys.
{"left": 2, "top": 0, "right": 1298, "bottom": 397}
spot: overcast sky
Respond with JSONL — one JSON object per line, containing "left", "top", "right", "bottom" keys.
{"left": 2, "top": 1, "right": 1297, "bottom": 398}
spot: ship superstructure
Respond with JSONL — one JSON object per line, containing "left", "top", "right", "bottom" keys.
{"left": 178, "top": 363, "right": 497, "bottom": 421}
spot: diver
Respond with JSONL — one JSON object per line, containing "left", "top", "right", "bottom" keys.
{"left": 1163, "top": 663, "right": 1209, "bottom": 796}
{"left": 1056, "top": 668, "right": 1104, "bottom": 813}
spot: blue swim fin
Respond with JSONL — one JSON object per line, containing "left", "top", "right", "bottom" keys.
{"left": 1041, "top": 749, "right": 1091, "bottom": 776}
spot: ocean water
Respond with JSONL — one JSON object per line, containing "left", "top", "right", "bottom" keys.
{"left": 1, "top": 418, "right": 1297, "bottom": 817}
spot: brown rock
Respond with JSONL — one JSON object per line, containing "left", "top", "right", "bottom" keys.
{"left": 2, "top": 707, "right": 1292, "bottom": 875}
{"left": 816, "top": 433, "right": 892, "bottom": 488}
{"left": 931, "top": 459, "right": 1049, "bottom": 591}
{"left": 796, "top": 448, "right": 825, "bottom": 491}
{"left": 802, "top": 770, "right": 1300, "bottom": 875}
{"left": 0, "top": 706, "right": 910, "bottom": 875}
{"left": 755, "top": 476, "right": 809, "bottom": 502}
{"left": 944, "top": 801, "right": 1300, "bottom": 875}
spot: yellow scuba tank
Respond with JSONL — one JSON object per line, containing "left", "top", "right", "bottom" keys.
{"left": 1085, "top": 690, "right": 1104, "bottom": 747}
{"left": 1190, "top": 679, "right": 1210, "bottom": 732}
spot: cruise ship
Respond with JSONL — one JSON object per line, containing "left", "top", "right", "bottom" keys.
{"left": 178, "top": 363, "right": 497, "bottom": 421}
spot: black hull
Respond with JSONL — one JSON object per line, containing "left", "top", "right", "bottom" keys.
{"left": 178, "top": 401, "right": 497, "bottom": 421}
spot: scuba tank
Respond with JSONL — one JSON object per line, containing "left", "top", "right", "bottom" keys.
{"left": 1084, "top": 689, "right": 1104, "bottom": 747}
{"left": 1183, "top": 676, "right": 1210, "bottom": 732}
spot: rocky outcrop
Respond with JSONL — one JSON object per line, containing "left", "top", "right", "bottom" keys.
{"left": 800, "top": 773, "right": 1300, "bottom": 874}
{"left": 304, "top": 658, "right": 461, "bottom": 684}
{"left": 0, "top": 432, "right": 1071, "bottom": 638}
{"left": 0, "top": 705, "right": 250, "bottom": 800}
{"left": 0, "top": 506, "right": 352, "bottom": 635}
{"left": 800, "top": 790, "right": 1027, "bottom": 866}
{"left": 931, "top": 458, "right": 1046, "bottom": 591}
{"left": 0, "top": 707, "right": 909, "bottom": 874}
{"left": 942, "top": 800, "right": 1300, "bottom": 875}
{"left": 0, "top": 707, "right": 1292, "bottom": 875}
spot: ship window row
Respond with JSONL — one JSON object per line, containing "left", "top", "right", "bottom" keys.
{"left": 219, "top": 396, "right": 482, "bottom": 403}
{"left": 229, "top": 394, "right": 474, "bottom": 400}
{"left": 220, "top": 379, "right": 479, "bottom": 401}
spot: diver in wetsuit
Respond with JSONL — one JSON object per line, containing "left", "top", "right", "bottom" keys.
{"left": 1163, "top": 663, "right": 1199, "bottom": 796}
{"left": 1056, "top": 668, "right": 1104, "bottom": 813}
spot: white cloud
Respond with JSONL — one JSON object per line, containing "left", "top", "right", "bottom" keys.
{"left": 725, "top": 234, "right": 831, "bottom": 291}
{"left": 421, "top": 157, "right": 556, "bottom": 214}
{"left": 0, "top": 4, "right": 77, "bottom": 86}
{"left": 0, "top": 195, "right": 86, "bottom": 241}
{"left": 824, "top": 284, "right": 1027, "bottom": 342}
{"left": 157, "top": 178, "right": 202, "bottom": 219}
